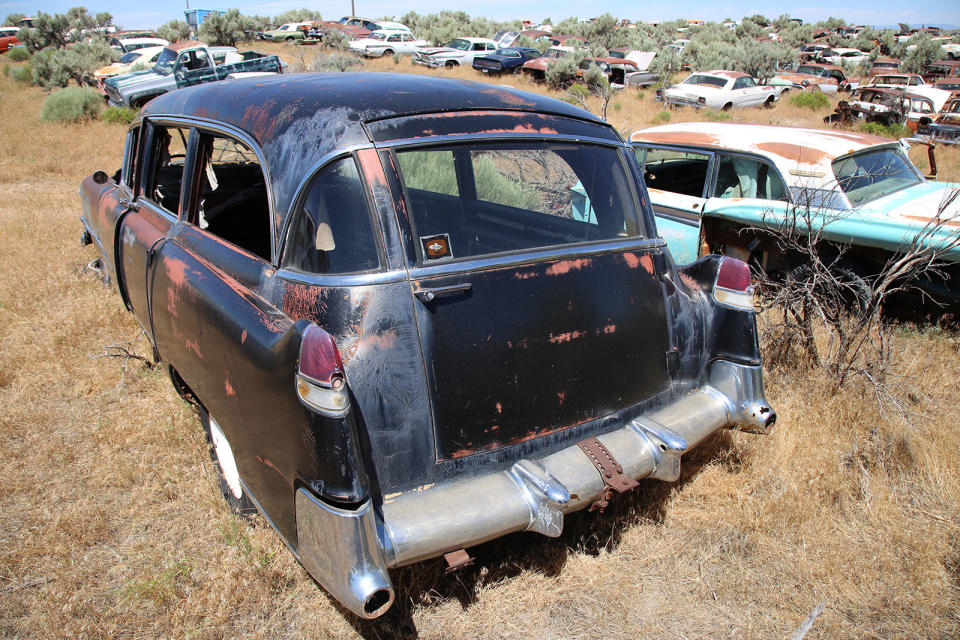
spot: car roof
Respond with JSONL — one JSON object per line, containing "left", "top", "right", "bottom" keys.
{"left": 630, "top": 122, "right": 891, "bottom": 182}
{"left": 142, "top": 72, "right": 612, "bottom": 231}
{"left": 689, "top": 70, "right": 750, "bottom": 79}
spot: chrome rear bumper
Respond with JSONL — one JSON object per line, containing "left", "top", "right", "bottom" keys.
{"left": 296, "top": 359, "right": 774, "bottom": 618}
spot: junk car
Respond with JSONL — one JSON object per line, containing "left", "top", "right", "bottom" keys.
{"left": 80, "top": 73, "right": 774, "bottom": 619}
{"left": 630, "top": 122, "right": 960, "bottom": 309}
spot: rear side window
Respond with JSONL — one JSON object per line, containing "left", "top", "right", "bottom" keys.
{"left": 147, "top": 125, "right": 189, "bottom": 215}
{"left": 192, "top": 133, "right": 272, "bottom": 261}
{"left": 637, "top": 147, "right": 711, "bottom": 197}
{"left": 282, "top": 157, "right": 380, "bottom": 274}
{"left": 395, "top": 142, "right": 641, "bottom": 262}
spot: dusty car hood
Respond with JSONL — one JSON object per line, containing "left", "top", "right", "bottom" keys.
{"left": 869, "top": 181, "right": 960, "bottom": 224}
{"left": 776, "top": 72, "right": 836, "bottom": 85}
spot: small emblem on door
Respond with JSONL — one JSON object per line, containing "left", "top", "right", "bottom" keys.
{"left": 421, "top": 234, "right": 452, "bottom": 260}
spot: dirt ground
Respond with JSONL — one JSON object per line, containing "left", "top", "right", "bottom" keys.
{"left": 1, "top": 48, "right": 958, "bottom": 639}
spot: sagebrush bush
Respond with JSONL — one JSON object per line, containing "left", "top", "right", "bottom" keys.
{"left": 6, "top": 47, "right": 29, "bottom": 62}
{"left": 41, "top": 87, "right": 104, "bottom": 122}
{"left": 858, "top": 121, "right": 911, "bottom": 139}
{"left": 545, "top": 55, "right": 582, "bottom": 90}
{"left": 790, "top": 90, "right": 830, "bottom": 110}
{"left": 310, "top": 53, "right": 360, "bottom": 72}
{"left": 102, "top": 106, "right": 137, "bottom": 125}
{"left": 321, "top": 29, "right": 349, "bottom": 51}
{"left": 651, "top": 109, "right": 671, "bottom": 124}
{"left": 8, "top": 63, "right": 33, "bottom": 84}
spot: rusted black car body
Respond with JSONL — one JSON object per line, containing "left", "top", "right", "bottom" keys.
{"left": 80, "top": 73, "right": 774, "bottom": 619}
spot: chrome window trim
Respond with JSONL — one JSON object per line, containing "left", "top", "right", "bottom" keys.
{"left": 407, "top": 237, "right": 666, "bottom": 279}
{"left": 137, "top": 196, "right": 180, "bottom": 224}
{"left": 275, "top": 268, "right": 407, "bottom": 287}
{"left": 373, "top": 132, "right": 624, "bottom": 150}
{"left": 141, "top": 114, "right": 278, "bottom": 261}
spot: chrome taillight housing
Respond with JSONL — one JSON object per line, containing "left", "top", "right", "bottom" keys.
{"left": 296, "top": 324, "right": 350, "bottom": 416}
{"left": 713, "top": 257, "right": 755, "bottom": 311}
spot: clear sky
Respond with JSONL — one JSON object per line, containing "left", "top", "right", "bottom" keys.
{"left": 3, "top": 0, "right": 959, "bottom": 31}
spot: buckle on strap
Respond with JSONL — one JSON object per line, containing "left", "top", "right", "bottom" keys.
{"left": 576, "top": 437, "right": 639, "bottom": 512}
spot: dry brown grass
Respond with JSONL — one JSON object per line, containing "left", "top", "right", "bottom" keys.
{"left": 1, "top": 51, "right": 958, "bottom": 639}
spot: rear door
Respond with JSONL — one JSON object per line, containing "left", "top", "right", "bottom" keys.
{"left": 631, "top": 144, "right": 715, "bottom": 264}
{"left": 391, "top": 140, "right": 672, "bottom": 461}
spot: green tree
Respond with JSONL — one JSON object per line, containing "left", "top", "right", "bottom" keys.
{"left": 31, "top": 36, "right": 117, "bottom": 87}
{"left": 157, "top": 20, "right": 191, "bottom": 43}
{"left": 19, "top": 7, "right": 113, "bottom": 51}
{"left": 649, "top": 46, "right": 681, "bottom": 86}
{"left": 901, "top": 33, "right": 945, "bottom": 73}
{"left": 198, "top": 9, "right": 253, "bottom": 47}
{"left": 3, "top": 12, "right": 27, "bottom": 26}
{"left": 272, "top": 9, "right": 322, "bottom": 25}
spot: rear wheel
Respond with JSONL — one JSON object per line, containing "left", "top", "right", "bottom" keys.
{"left": 199, "top": 405, "right": 256, "bottom": 515}
{"left": 382, "top": 49, "right": 394, "bottom": 57}
{"left": 285, "top": 36, "right": 295, "bottom": 43}
{"left": 445, "top": 60, "right": 458, "bottom": 68}
{"left": 721, "top": 102, "right": 732, "bottom": 111}
{"left": 763, "top": 95, "right": 775, "bottom": 108}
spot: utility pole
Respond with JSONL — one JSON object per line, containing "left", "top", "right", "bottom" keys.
{"left": 351, "top": 1, "right": 355, "bottom": 16}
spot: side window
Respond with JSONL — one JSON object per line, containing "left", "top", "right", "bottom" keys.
{"left": 741, "top": 76, "right": 755, "bottom": 88}
{"left": 192, "top": 133, "right": 272, "bottom": 261}
{"left": 147, "top": 125, "right": 189, "bottom": 215}
{"left": 388, "top": 34, "right": 400, "bottom": 42}
{"left": 641, "top": 147, "right": 711, "bottom": 197}
{"left": 282, "top": 157, "right": 380, "bottom": 274}
{"left": 121, "top": 126, "right": 140, "bottom": 191}
{"left": 714, "top": 155, "right": 788, "bottom": 201}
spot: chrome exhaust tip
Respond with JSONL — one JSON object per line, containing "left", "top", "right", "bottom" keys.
{"left": 295, "top": 489, "right": 395, "bottom": 619}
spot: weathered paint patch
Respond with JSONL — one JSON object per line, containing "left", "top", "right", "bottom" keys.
{"left": 549, "top": 330, "right": 586, "bottom": 344}
{"left": 545, "top": 258, "right": 593, "bottom": 276}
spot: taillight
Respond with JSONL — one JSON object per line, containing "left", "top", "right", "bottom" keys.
{"left": 296, "top": 324, "right": 350, "bottom": 416}
{"left": 713, "top": 257, "right": 754, "bottom": 311}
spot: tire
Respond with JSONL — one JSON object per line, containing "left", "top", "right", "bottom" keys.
{"left": 285, "top": 36, "right": 295, "bottom": 43}
{"left": 382, "top": 49, "right": 394, "bottom": 57}
{"left": 786, "top": 258, "right": 871, "bottom": 313}
{"left": 763, "top": 95, "right": 775, "bottom": 109}
{"left": 199, "top": 405, "right": 256, "bottom": 515}
{"left": 445, "top": 60, "right": 458, "bottom": 68}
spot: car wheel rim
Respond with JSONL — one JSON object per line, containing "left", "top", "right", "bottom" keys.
{"left": 209, "top": 415, "right": 243, "bottom": 500}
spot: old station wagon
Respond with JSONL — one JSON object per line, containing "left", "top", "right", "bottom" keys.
{"left": 80, "top": 73, "right": 774, "bottom": 618}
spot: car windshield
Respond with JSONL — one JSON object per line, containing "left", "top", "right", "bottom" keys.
{"left": 445, "top": 39, "right": 470, "bottom": 50}
{"left": 683, "top": 74, "right": 727, "bottom": 88}
{"left": 395, "top": 141, "right": 642, "bottom": 261}
{"left": 833, "top": 147, "right": 921, "bottom": 207}
{"left": 120, "top": 51, "right": 140, "bottom": 63}
{"left": 797, "top": 65, "right": 829, "bottom": 77}
{"left": 152, "top": 48, "right": 177, "bottom": 75}
{"left": 876, "top": 76, "right": 907, "bottom": 85}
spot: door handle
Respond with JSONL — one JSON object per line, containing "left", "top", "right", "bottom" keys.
{"left": 414, "top": 283, "right": 472, "bottom": 303}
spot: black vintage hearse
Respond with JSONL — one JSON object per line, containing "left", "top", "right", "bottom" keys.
{"left": 80, "top": 73, "right": 774, "bottom": 618}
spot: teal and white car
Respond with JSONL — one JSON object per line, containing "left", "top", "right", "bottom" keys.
{"left": 629, "top": 122, "right": 960, "bottom": 306}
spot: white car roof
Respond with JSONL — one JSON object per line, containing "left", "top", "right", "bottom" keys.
{"left": 630, "top": 122, "right": 892, "bottom": 186}
{"left": 118, "top": 37, "right": 169, "bottom": 46}
{"left": 458, "top": 37, "right": 497, "bottom": 44}
{"left": 128, "top": 45, "right": 167, "bottom": 58}
{"left": 375, "top": 21, "right": 411, "bottom": 31}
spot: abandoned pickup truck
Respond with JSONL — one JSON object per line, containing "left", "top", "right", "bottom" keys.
{"left": 630, "top": 122, "right": 960, "bottom": 309}
{"left": 80, "top": 73, "right": 774, "bottom": 619}
{"left": 104, "top": 41, "right": 284, "bottom": 109}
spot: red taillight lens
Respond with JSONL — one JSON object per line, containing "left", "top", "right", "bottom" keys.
{"left": 298, "top": 324, "right": 344, "bottom": 386}
{"left": 297, "top": 324, "right": 349, "bottom": 416}
{"left": 714, "top": 257, "right": 754, "bottom": 311}
{"left": 716, "top": 257, "right": 751, "bottom": 291}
